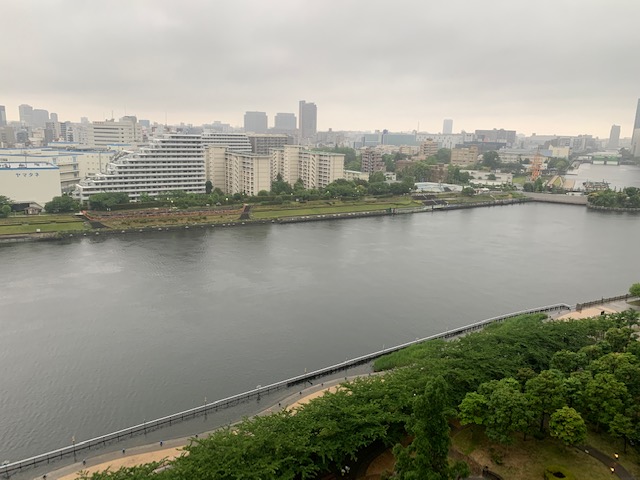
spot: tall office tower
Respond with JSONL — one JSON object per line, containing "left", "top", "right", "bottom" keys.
{"left": 274, "top": 112, "right": 296, "bottom": 131}
{"left": 607, "top": 125, "right": 620, "bottom": 150}
{"left": 50, "top": 113, "right": 59, "bottom": 123}
{"left": 19, "top": 104, "right": 33, "bottom": 126}
{"left": 32, "top": 109, "right": 50, "bottom": 128}
{"left": 299, "top": 100, "right": 317, "bottom": 141}
{"left": 0, "top": 105, "right": 6, "bottom": 126}
{"left": 632, "top": 99, "right": 640, "bottom": 157}
{"left": 243, "top": 111, "right": 268, "bottom": 133}
{"left": 443, "top": 119, "right": 453, "bottom": 135}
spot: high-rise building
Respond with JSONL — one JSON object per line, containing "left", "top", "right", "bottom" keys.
{"left": 631, "top": 99, "right": 640, "bottom": 157}
{"left": 607, "top": 125, "right": 620, "bottom": 150}
{"left": 298, "top": 100, "right": 317, "bottom": 142}
{"left": 271, "top": 145, "right": 343, "bottom": 190}
{"left": 247, "top": 134, "right": 293, "bottom": 155}
{"left": 443, "top": 119, "right": 453, "bottom": 135}
{"left": 274, "top": 113, "right": 296, "bottom": 131}
{"left": 32, "top": 109, "right": 50, "bottom": 128}
{"left": 244, "top": 111, "right": 268, "bottom": 134}
{"left": 206, "top": 146, "right": 272, "bottom": 197}
{"left": 84, "top": 117, "right": 143, "bottom": 147}
{"left": 201, "top": 132, "right": 252, "bottom": 153}
{"left": 50, "top": 113, "right": 58, "bottom": 123}
{"left": 19, "top": 104, "right": 33, "bottom": 126}
{"left": 0, "top": 105, "right": 6, "bottom": 126}
{"left": 74, "top": 134, "right": 205, "bottom": 201}
{"left": 361, "top": 148, "right": 385, "bottom": 173}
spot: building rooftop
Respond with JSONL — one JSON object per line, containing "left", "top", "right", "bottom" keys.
{"left": 0, "top": 161, "right": 59, "bottom": 169}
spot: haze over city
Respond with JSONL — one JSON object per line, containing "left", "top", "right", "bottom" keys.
{"left": 2, "top": 0, "right": 639, "bottom": 137}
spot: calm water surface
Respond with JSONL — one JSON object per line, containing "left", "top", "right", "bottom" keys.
{"left": 568, "top": 163, "right": 640, "bottom": 190}
{"left": 1, "top": 202, "right": 639, "bottom": 464}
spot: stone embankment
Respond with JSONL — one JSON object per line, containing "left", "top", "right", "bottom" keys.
{"left": 522, "top": 192, "right": 588, "bottom": 205}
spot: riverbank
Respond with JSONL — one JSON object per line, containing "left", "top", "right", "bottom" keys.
{"left": 43, "top": 296, "right": 639, "bottom": 480}
{"left": 0, "top": 195, "right": 528, "bottom": 244}
{"left": 47, "top": 378, "right": 351, "bottom": 480}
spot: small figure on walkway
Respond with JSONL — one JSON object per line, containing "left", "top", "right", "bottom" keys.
{"left": 122, "top": 449, "right": 125, "bottom": 455}
{"left": 160, "top": 441, "right": 163, "bottom": 447}
{"left": 82, "top": 459, "right": 86, "bottom": 466}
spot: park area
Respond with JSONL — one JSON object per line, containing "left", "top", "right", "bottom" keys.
{"left": 0, "top": 213, "right": 88, "bottom": 235}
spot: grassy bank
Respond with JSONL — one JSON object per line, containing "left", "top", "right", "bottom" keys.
{"left": 0, "top": 193, "right": 523, "bottom": 237}
{"left": 0, "top": 214, "right": 88, "bottom": 235}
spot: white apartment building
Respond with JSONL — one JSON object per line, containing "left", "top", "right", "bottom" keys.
{"left": 0, "top": 161, "right": 61, "bottom": 206}
{"left": 74, "top": 134, "right": 205, "bottom": 201}
{"left": 202, "top": 132, "right": 252, "bottom": 153}
{"left": 205, "top": 146, "right": 271, "bottom": 196}
{"left": 207, "top": 144, "right": 345, "bottom": 195}
{"left": 83, "top": 117, "right": 142, "bottom": 148}
{"left": 271, "top": 145, "right": 344, "bottom": 190}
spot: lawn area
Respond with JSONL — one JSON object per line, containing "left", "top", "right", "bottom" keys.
{"left": 0, "top": 214, "right": 87, "bottom": 235}
{"left": 512, "top": 175, "right": 528, "bottom": 185}
{"left": 251, "top": 200, "right": 421, "bottom": 219}
{"left": 452, "top": 426, "right": 618, "bottom": 480}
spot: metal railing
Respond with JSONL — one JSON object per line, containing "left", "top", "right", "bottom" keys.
{"left": 576, "top": 293, "right": 635, "bottom": 311}
{"left": 0, "top": 302, "right": 573, "bottom": 476}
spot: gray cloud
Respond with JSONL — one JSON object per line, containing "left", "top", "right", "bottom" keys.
{"left": 1, "top": 0, "right": 639, "bottom": 136}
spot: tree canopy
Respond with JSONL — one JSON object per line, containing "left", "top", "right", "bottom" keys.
{"left": 45, "top": 195, "right": 80, "bottom": 213}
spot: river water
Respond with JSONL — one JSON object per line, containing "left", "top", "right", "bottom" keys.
{"left": 1, "top": 202, "right": 639, "bottom": 467}
{"left": 567, "top": 163, "right": 640, "bottom": 190}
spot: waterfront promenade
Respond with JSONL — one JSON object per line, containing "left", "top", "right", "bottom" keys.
{"left": 36, "top": 295, "right": 639, "bottom": 480}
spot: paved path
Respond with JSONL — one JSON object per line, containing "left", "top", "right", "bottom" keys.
{"left": 578, "top": 445, "right": 635, "bottom": 480}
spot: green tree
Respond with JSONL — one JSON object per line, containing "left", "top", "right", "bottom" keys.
{"left": 205, "top": 180, "right": 213, "bottom": 194}
{"left": 609, "top": 413, "right": 634, "bottom": 453}
{"left": 293, "top": 178, "right": 305, "bottom": 192}
{"left": 482, "top": 151, "right": 501, "bottom": 170}
{"left": 549, "top": 407, "right": 587, "bottom": 446}
{"left": 525, "top": 369, "right": 567, "bottom": 432}
{"left": 0, "top": 195, "right": 11, "bottom": 218}
{"left": 44, "top": 195, "right": 80, "bottom": 213}
{"left": 369, "top": 171, "right": 386, "bottom": 183}
{"left": 461, "top": 187, "right": 475, "bottom": 196}
{"left": 271, "top": 174, "right": 293, "bottom": 195}
{"left": 435, "top": 148, "right": 451, "bottom": 164}
{"left": 629, "top": 283, "right": 640, "bottom": 297}
{"left": 394, "top": 376, "right": 468, "bottom": 479}
{"left": 584, "top": 373, "right": 628, "bottom": 428}
{"left": 88, "top": 192, "right": 130, "bottom": 210}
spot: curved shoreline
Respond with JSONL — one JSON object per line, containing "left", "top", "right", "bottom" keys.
{"left": 46, "top": 376, "right": 359, "bottom": 480}
{"left": 0, "top": 198, "right": 529, "bottom": 245}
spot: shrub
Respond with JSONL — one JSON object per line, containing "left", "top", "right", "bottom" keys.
{"left": 544, "top": 465, "right": 574, "bottom": 480}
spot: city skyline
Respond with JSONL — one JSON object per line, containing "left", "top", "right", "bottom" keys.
{"left": 1, "top": 1, "right": 639, "bottom": 137}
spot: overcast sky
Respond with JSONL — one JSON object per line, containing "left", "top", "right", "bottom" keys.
{"left": 1, "top": 0, "right": 639, "bottom": 137}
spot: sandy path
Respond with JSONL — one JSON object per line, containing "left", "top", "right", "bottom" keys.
{"left": 45, "top": 380, "right": 348, "bottom": 479}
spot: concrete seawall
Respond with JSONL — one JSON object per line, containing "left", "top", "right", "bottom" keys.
{"left": 522, "top": 192, "right": 588, "bottom": 205}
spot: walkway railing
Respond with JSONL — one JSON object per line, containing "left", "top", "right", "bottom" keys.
{"left": 576, "top": 293, "right": 633, "bottom": 311}
{"left": 0, "top": 302, "right": 573, "bottom": 476}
